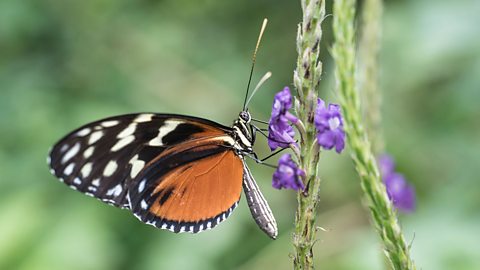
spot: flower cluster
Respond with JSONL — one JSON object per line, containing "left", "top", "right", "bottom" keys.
{"left": 272, "top": 154, "right": 305, "bottom": 191}
{"left": 379, "top": 155, "right": 416, "bottom": 212}
{"left": 268, "top": 87, "right": 346, "bottom": 191}
{"left": 267, "top": 88, "right": 346, "bottom": 154}
{"left": 314, "top": 98, "right": 345, "bottom": 153}
{"left": 267, "top": 87, "right": 298, "bottom": 151}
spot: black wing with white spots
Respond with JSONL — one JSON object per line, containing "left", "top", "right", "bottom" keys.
{"left": 47, "top": 113, "right": 231, "bottom": 208}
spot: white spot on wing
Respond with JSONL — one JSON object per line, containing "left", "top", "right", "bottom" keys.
{"left": 76, "top": 128, "right": 91, "bottom": 137}
{"left": 141, "top": 200, "right": 148, "bottom": 209}
{"left": 148, "top": 119, "right": 184, "bottom": 146}
{"left": 129, "top": 155, "right": 145, "bottom": 179}
{"left": 118, "top": 123, "right": 137, "bottom": 138}
{"left": 145, "top": 219, "right": 155, "bottom": 226}
{"left": 73, "top": 177, "right": 82, "bottom": 185}
{"left": 64, "top": 163, "right": 75, "bottom": 175}
{"left": 134, "top": 114, "right": 154, "bottom": 123}
{"left": 60, "top": 144, "right": 69, "bottom": 153}
{"left": 88, "top": 186, "right": 97, "bottom": 192}
{"left": 101, "top": 120, "right": 120, "bottom": 127}
{"left": 111, "top": 135, "right": 135, "bottom": 151}
{"left": 138, "top": 179, "right": 146, "bottom": 193}
{"left": 103, "top": 160, "right": 118, "bottom": 177}
{"left": 92, "top": 178, "right": 100, "bottom": 187}
{"left": 88, "top": 130, "right": 103, "bottom": 144}
{"left": 83, "top": 146, "right": 95, "bottom": 159}
{"left": 107, "top": 184, "right": 123, "bottom": 196}
{"left": 61, "top": 142, "right": 80, "bottom": 164}
{"left": 81, "top": 162, "right": 92, "bottom": 178}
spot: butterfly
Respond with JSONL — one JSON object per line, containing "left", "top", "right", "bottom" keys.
{"left": 47, "top": 19, "right": 278, "bottom": 239}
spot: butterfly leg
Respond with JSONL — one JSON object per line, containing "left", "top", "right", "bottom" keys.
{"left": 260, "top": 148, "right": 288, "bottom": 162}
{"left": 251, "top": 118, "right": 269, "bottom": 125}
{"left": 244, "top": 153, "right": 277, "bottom": 169}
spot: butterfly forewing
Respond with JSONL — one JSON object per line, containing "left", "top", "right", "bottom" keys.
{"left": 48, "top": 113, "right": 231, "bottom": 208}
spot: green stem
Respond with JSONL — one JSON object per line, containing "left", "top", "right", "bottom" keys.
{"left": 292, "top": 0, "right": 326, "bottom": 269}
{"left": 332, "top": 0, "right": 416, "bottom": 269}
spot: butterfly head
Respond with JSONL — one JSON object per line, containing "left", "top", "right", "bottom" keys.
{"left": 239, "top": 110, "right": 252, "bottom": 123}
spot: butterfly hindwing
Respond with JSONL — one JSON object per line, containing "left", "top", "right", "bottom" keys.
{"left": 48, "top": 113, "right": 231, "bottom": 208}
{"left": 128, "top": 135, "right": 244, "bottom": 233}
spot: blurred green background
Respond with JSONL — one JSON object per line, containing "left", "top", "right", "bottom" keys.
{"left": 1, "top": 0, "right": 479, "bottom": 269}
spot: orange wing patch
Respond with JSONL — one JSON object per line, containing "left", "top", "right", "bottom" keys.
{"left": 187, "top": 121, "right": 228, "bottom": 139}
{"left": 149, "top": 150, "right": 243, "bottom": 223}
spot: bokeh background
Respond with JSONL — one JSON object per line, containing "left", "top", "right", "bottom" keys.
{"left": 1, "top": 0, "right": 479, "bottom": 269}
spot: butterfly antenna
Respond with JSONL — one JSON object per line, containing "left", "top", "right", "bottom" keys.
{"left": 245, "top": 71, "right": 271, "bottom": 108}
{"left": 243, "top": 18, "right": 268, "bottom": 111}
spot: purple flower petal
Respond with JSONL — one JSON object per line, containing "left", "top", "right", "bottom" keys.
{"left": 268, "top": 122, "right": 296, "bottom": 150}
{"left": 284, "top": 111, "right": 299, "bottom": 124}
{"left": 384, "top": 173, "right": 416, "bottom": 212}
{"left": 272, "top": 154, "right": 305, "bottom": 191}
{"left": 316, "top": 131, "right": 336, "bottom": 149}
{"left": 334, "top": 130, "right": 346, "bottom": 153}
{"left": 379, "top": 154, "right": 395, "bottom": 176}
{"left": 268, "top": 87, "right": 298, "bottom": 151}
{"left": 314, "top": 98, "right": 346, "bottom": 153}
{"left": 271, "top": 87, "right": 293, "bottom": 117}
{"left": 379, "top": 154, "right": 416, "bottom": 212}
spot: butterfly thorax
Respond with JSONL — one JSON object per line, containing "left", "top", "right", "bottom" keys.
{"left": 231, "top": 111, "right": 254, "bottom": 155}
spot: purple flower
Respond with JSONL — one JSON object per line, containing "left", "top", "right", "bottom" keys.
{"left": 314, "top": 98, "right": 345, "bottom": 153}
{"left": 268, "top": 87, "right": 298, "bottom": 150}
{"left": 378, "top": 154, "right": 416, "bottom": 212}
{"left": 272, "top": 154, "right": 305, "bottom": 191}
{"left": 379, "top": 154, "right": 395, "bottom": 176}
{"left": 384, "top": 173, "right": 416, "bottom": 212}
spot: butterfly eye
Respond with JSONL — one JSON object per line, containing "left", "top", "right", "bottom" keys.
{"left": 239, "top": 111, "right": 251, "bottom": 123}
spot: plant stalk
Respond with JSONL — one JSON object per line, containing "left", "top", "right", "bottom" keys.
{"left": 331, "top": 0, "right": 416, "bottom": 269}
{"left": 292, "top": 0, "right": 326, "bottom": 269}
{"left": 358, "top": 0, "right": 384, "bottom": 155}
